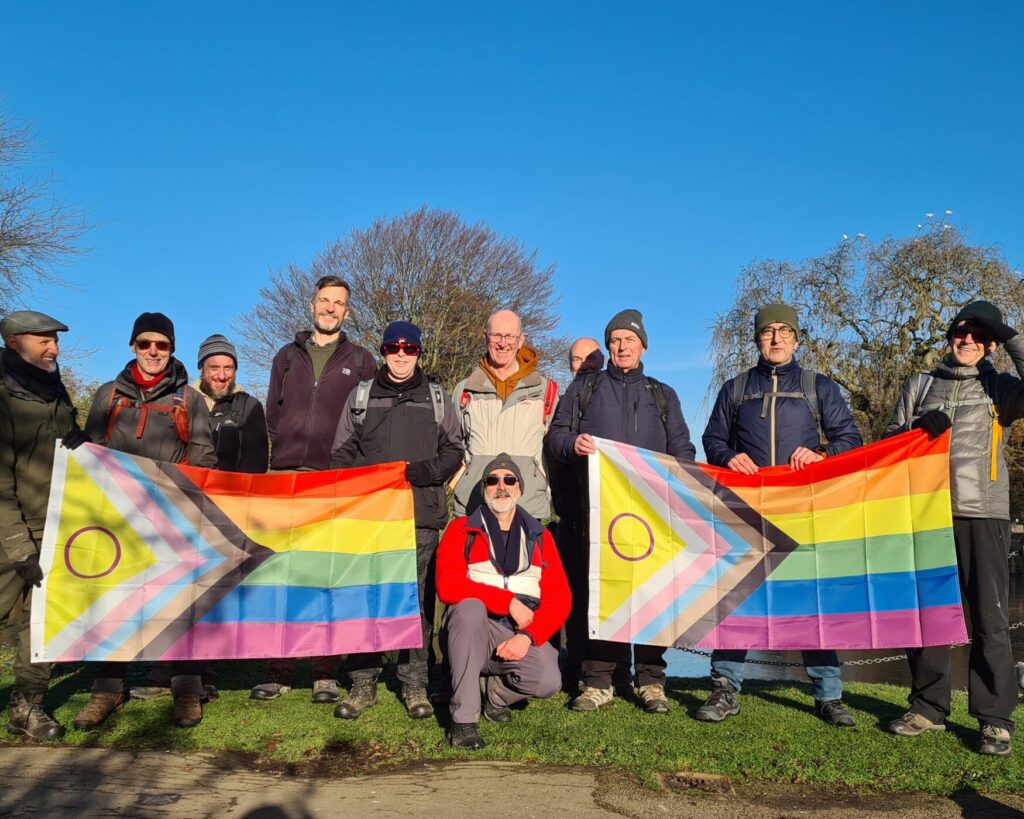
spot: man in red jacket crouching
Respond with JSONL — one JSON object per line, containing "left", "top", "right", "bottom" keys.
{"left": 436, "top": 453, "right": 571, "bottom": 750}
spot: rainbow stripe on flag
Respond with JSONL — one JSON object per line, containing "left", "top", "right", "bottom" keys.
{"left": 589, "top": 431, "right": 967, "bottom": 650}
{"left": 31, "top": 444, "right": 421, "bottom": 662}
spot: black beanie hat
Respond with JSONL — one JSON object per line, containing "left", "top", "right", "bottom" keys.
{"left": 946, "top": 300, "right": 1002, "bottom": 341}
{"left": 604, "top": 309, "right": 648, "bottom": 349}
{"left": 130, "top": 312, "right": 175, "bottom": 352}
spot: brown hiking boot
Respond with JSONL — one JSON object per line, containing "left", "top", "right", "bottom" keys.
{"left": 334, "top": 678, "right": 378, "bottom": 720}
{"left": 402, "top": 685, "right": 434, "bottom": 720}
{"left": 73, "top": 691, "right": 127, "bottom": 730}
{"left": 7, "top": 691, "right": 65, "bottom": 741}
{"left": 172, "top": 694, "right": 203, "bottom": 728}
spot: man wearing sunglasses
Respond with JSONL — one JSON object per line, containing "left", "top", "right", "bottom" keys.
{"left": 76, "top": 311, "right": 217, "bottom": 731}
{"left": 330, "top": 321, "right": 464, "bottom": 721}
{"left": 436, "top": 454, "right": 570, "bottom": 750}
{"left": 885, "top": 300, "right": 1024, "bottom": 757}
{"left": 451, "top": 309, "right": 559, "bottom": 523}
{"left": 699, "top": 303, "right": 862, "bottom": 728}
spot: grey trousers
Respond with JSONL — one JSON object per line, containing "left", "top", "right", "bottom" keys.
{"left": 444, "top": 598, "right": 561, "bottom": 724}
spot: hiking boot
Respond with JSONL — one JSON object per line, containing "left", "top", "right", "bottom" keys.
{"left": 402, "top": 685, "right": 433, "bottom": 720}
{"left": 977, "top": 723, "right": 1012, "bottom": 757}
{"left": 172, "top": 694, "right": 203, "bottom": 728}
{"left": 249, "top": 681, "right": 292, "bottom": 701}
{"left": 7, "top": 691, "right": 65, "bottom": 741}
{"left": 334, "top": 679, "right": 378, "bottom": 720}
{"left": 637, "top": 683, "right": 670, "bottom": 714}
{"left": 311, "top": 679, "right": 340, "bottom": 704}
{"left": 480, "top": 677, "right": 512, "bottom": 724}
{"left": 888, "top": 711, "right": 945, "bottom": 737}
{"left": 73, "top": 691, "right": 127, "bottom": 730}
{"left": 203, "top": 684, "right": 219, "bottom": 702}
{"left": 815, "top": 699, "right": 855, "bottom": 727}
{"left": 572, "top": 686, "right": 614, "bottom": 712}
{"left": 448, "top": 721, "right": 485, "bottom": 750}
{"left": 695, "top": 680, "right": 739, "bottom": 722}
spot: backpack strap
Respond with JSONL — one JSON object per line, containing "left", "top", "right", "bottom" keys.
{"left": 541, "top": 378, "right": 558, "bottom": 427}
{"left": 105, "top": 384, "right": 189, "bottom": 445}
{"left": 728, "top": 367, "right": 824, "bottom": 447}
{"left": 429, "top": 381, "right": 445, "bottom": 427}
{"left": 644, "top": 376, "right": 668, "bottom": 426}
{"left": 570, "top": 372, "right": 599, "bottom": 433}
{"left": 799, "top": 369, "right": 824, "bottom": 446}
{"left": 351, "top": 379, "right": 373, "bottom": 427}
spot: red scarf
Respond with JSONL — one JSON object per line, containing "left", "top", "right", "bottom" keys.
{"left": 131, "top": 362, "right": 169, "bottom": 390}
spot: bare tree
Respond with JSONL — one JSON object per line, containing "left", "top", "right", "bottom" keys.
{"left": 0, "top": 111, "right": 88, "bottom": 314}
{"left": 235, "top": 206, "right": 567, "bottom": 390}
{"left": 708, "top": 218, "right": 1024, "bottom": 443}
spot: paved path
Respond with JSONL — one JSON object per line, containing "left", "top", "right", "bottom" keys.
{"left": 0, "top": 747, "right": 1022, "bottom": 818}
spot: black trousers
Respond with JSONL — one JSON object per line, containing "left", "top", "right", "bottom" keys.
{"left": 906, "top": 517, "right": 1017, "bottom": 732}
{"left": 556, "top": 516, "right": 589, "bottom": 682}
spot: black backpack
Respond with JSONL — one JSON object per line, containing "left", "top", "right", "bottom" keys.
{"left": 728, "top": 367, "right": 824, "bottom": 446}
{"left": 569, "top": 371, "right": 668, "bottom": 433}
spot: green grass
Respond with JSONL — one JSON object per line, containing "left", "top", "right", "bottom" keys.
{"left": 3, "top": 656, "right": 1022, "bottom": 796}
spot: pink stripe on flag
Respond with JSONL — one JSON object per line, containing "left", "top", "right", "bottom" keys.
{"left": 154, "top": 616, "right": 424, "bottom": 660}
{"left": 693, "top": 604, "right": 969, "bottom": 650}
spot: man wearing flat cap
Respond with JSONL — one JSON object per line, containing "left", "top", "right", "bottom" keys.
{"left": 74, "top": 311, "right": 217, "bottom": 731}
{"left": 700, "top": 302, "right": 862, "bottom": 728}
{"left": 436, "top": 454, "right": 570, "bottom": 750}
{"left": 0, "top": 310, "right": 88, "bottom": 740}
{"left": 885, "top": 300, "right": 1024, "bottom": 756}
{"left": 330, "top": 321, "right": 464, "bottom": 722}
{"left": 547, "top": 308, "right": 696, "bottom": 715}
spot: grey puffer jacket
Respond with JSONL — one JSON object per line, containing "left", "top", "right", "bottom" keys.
{"left": 885, "top": 334, "right": 1024, "bottom": 520}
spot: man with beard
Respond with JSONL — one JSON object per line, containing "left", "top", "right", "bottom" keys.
{"left": 251, "top": 275, "right": 376, "bottom": 703}
{"left": 74, "top": 311, "right": 217, "bottom": 730}
{"left": 436, "top": 455, "right": 570, "bottom": 750}
{"left": 330, "top": 321, "right": 463, "bottom": 721}
{"left": 452, "top": 309, "right": 559, "bottom": 521}
{"left": 195, "top": 334, "right": 268, "bottom": 473}
{"left": 0, "top": 310, "right": 88, "bottom": 740}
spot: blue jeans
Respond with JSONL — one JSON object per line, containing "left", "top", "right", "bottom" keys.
{"left": 710, "top": 649, "right": 843, "bottom": 701}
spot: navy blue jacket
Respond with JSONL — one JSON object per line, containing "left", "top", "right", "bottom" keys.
{"left": 546, "top": 362, "right": 696, "bottom": 463}
{"left": 702, "top": 357, "right": 862, "bottom": 468}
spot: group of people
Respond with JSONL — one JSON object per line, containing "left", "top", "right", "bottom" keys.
{"left": 0, "top": 274, "right": 1018, "bottom": 758}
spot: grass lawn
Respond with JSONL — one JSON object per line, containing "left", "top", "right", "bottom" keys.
{"left": 2, "top": 656, "right": 1021, "bottom": 796}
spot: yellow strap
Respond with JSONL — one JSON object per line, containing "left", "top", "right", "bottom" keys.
{"left": 991, "top": 414, "right": 1003, "bottom": 482}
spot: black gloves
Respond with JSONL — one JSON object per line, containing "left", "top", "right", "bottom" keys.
{"left": 13, "top": 554, "right": 43, "bottom": 588}
{"left": 61, "top": 428, "right": 92, "bottom": 450}
{"left": 912, "top": 410, "right": 952, "bottom": 439}
{"left": 405, "top": 460, "right": 434, "bottom": 487}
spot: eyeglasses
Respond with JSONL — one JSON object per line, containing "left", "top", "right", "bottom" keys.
{"left": 382, "top": 342, "right": 421, "bottom": 356}
{"left": 135, "top": 339, "right": 171, "bottom": 352}
{"left": 484, "top": 475, "right": 519, "bottom": 487}
{"left": 487, "top": 333, "right": 521, "bottom": 345}
{"left": 952, "top": 324, "right": 992, "bottom": 345}
{"left": 758, "top": 326, "right": 795, "bottom": 340}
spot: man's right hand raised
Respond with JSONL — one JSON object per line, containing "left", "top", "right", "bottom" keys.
{"left": 727, "top": 453, "right": 759, "bottom": 475}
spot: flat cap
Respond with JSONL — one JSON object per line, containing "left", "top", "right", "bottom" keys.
{"left": 1, "top": 310, "right": 69, "bottom": 339}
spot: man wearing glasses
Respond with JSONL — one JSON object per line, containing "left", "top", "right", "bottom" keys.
{"left": 436, "top": 454, "right": 570, "bottom": 750}
{"left": 330, "top": 321, "right": 464, "bottom": 721}
{"left": 885, "top": 300, "right": 1024, "bottom": 757}
{"left": 700, "top": 303, "right": 862, "bottom": 727}
{"left": 452, "top": 309, "right": 559, "bottom": 522}
{"left": 75, "top": 311, "right": 217, "bottom": 730}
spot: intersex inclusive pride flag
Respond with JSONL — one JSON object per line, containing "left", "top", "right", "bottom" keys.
{"left": 589, "top": 431, "right": 968, "bottom": 650}
{"left": 31, "top": 444, "right": 421, "bottom": 662}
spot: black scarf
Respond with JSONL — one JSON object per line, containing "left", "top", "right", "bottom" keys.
{"left": 377, "top": 365, "right": 423, "bottom": 394}
{"left": 2, "top": 347, "right": 66, "bottom": 402}
{"left": 479, "top": 503, "right": 525, "bottom": 576}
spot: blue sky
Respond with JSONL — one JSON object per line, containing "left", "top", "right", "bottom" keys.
{"left": 2, "top": 2, "right": 1022, "bottom": 442}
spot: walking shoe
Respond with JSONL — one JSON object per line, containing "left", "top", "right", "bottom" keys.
{"left": 249, "top": 681, "right": 292, "bottom": 701}
{"left": 448, "top": 721, "right": 485, "bottom": 750}
{"left": 977, "top": 723, "right": 1012, "bottom": 757}
{"left": 480, "top": 678, "right": 512, "bottom": 724}
{"left": 73, "top": 691, "right": 127, "bottom": 730}
{"left": 695, "top": 680, "right": 739, "bottom": 722}
{"left": 815, "top": 699, "right": 855, "bottom": 727}
{"left": 311, "top": 679, "right": 340, "bottom": 704}
{"left": 572, "top": 686, "right": 614, "bottom": 712}
{"left": 7, "top": 691, "right": 65, "bottom": 741}
{"left": 402, "top": 685, "right": 434, "bottom": 720}
{"left": 888, "top": 711, "right": 945, "bottom": 737}
{"left": 637, "top": 683, "right": 670, "bottom": 714}
{"left": 172, "top": 694, "right": 203, "bottom": 728}
{"left": 334, "top": 679, "right": 378, "bottom": 720}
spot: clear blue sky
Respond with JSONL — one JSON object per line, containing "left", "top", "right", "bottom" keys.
{"left": 2, "top": 2, "right": 1022, "bottom": 444}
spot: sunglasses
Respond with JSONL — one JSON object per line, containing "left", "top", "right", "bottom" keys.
{"left": 382, "top": 342, "right": 421, "bottom": 356}
{"left": 484, "top": 475, "right": 519, "bottom": 487}
{"left": 952, "top": 324, "right": 992, "bottom": 345}
{"left": 135, "top": 339, "right": 171, "bottom": 352}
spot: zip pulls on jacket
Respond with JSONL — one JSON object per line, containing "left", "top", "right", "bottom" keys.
{"left": 769, "top": 367, "right": 778, "bottom": 466}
